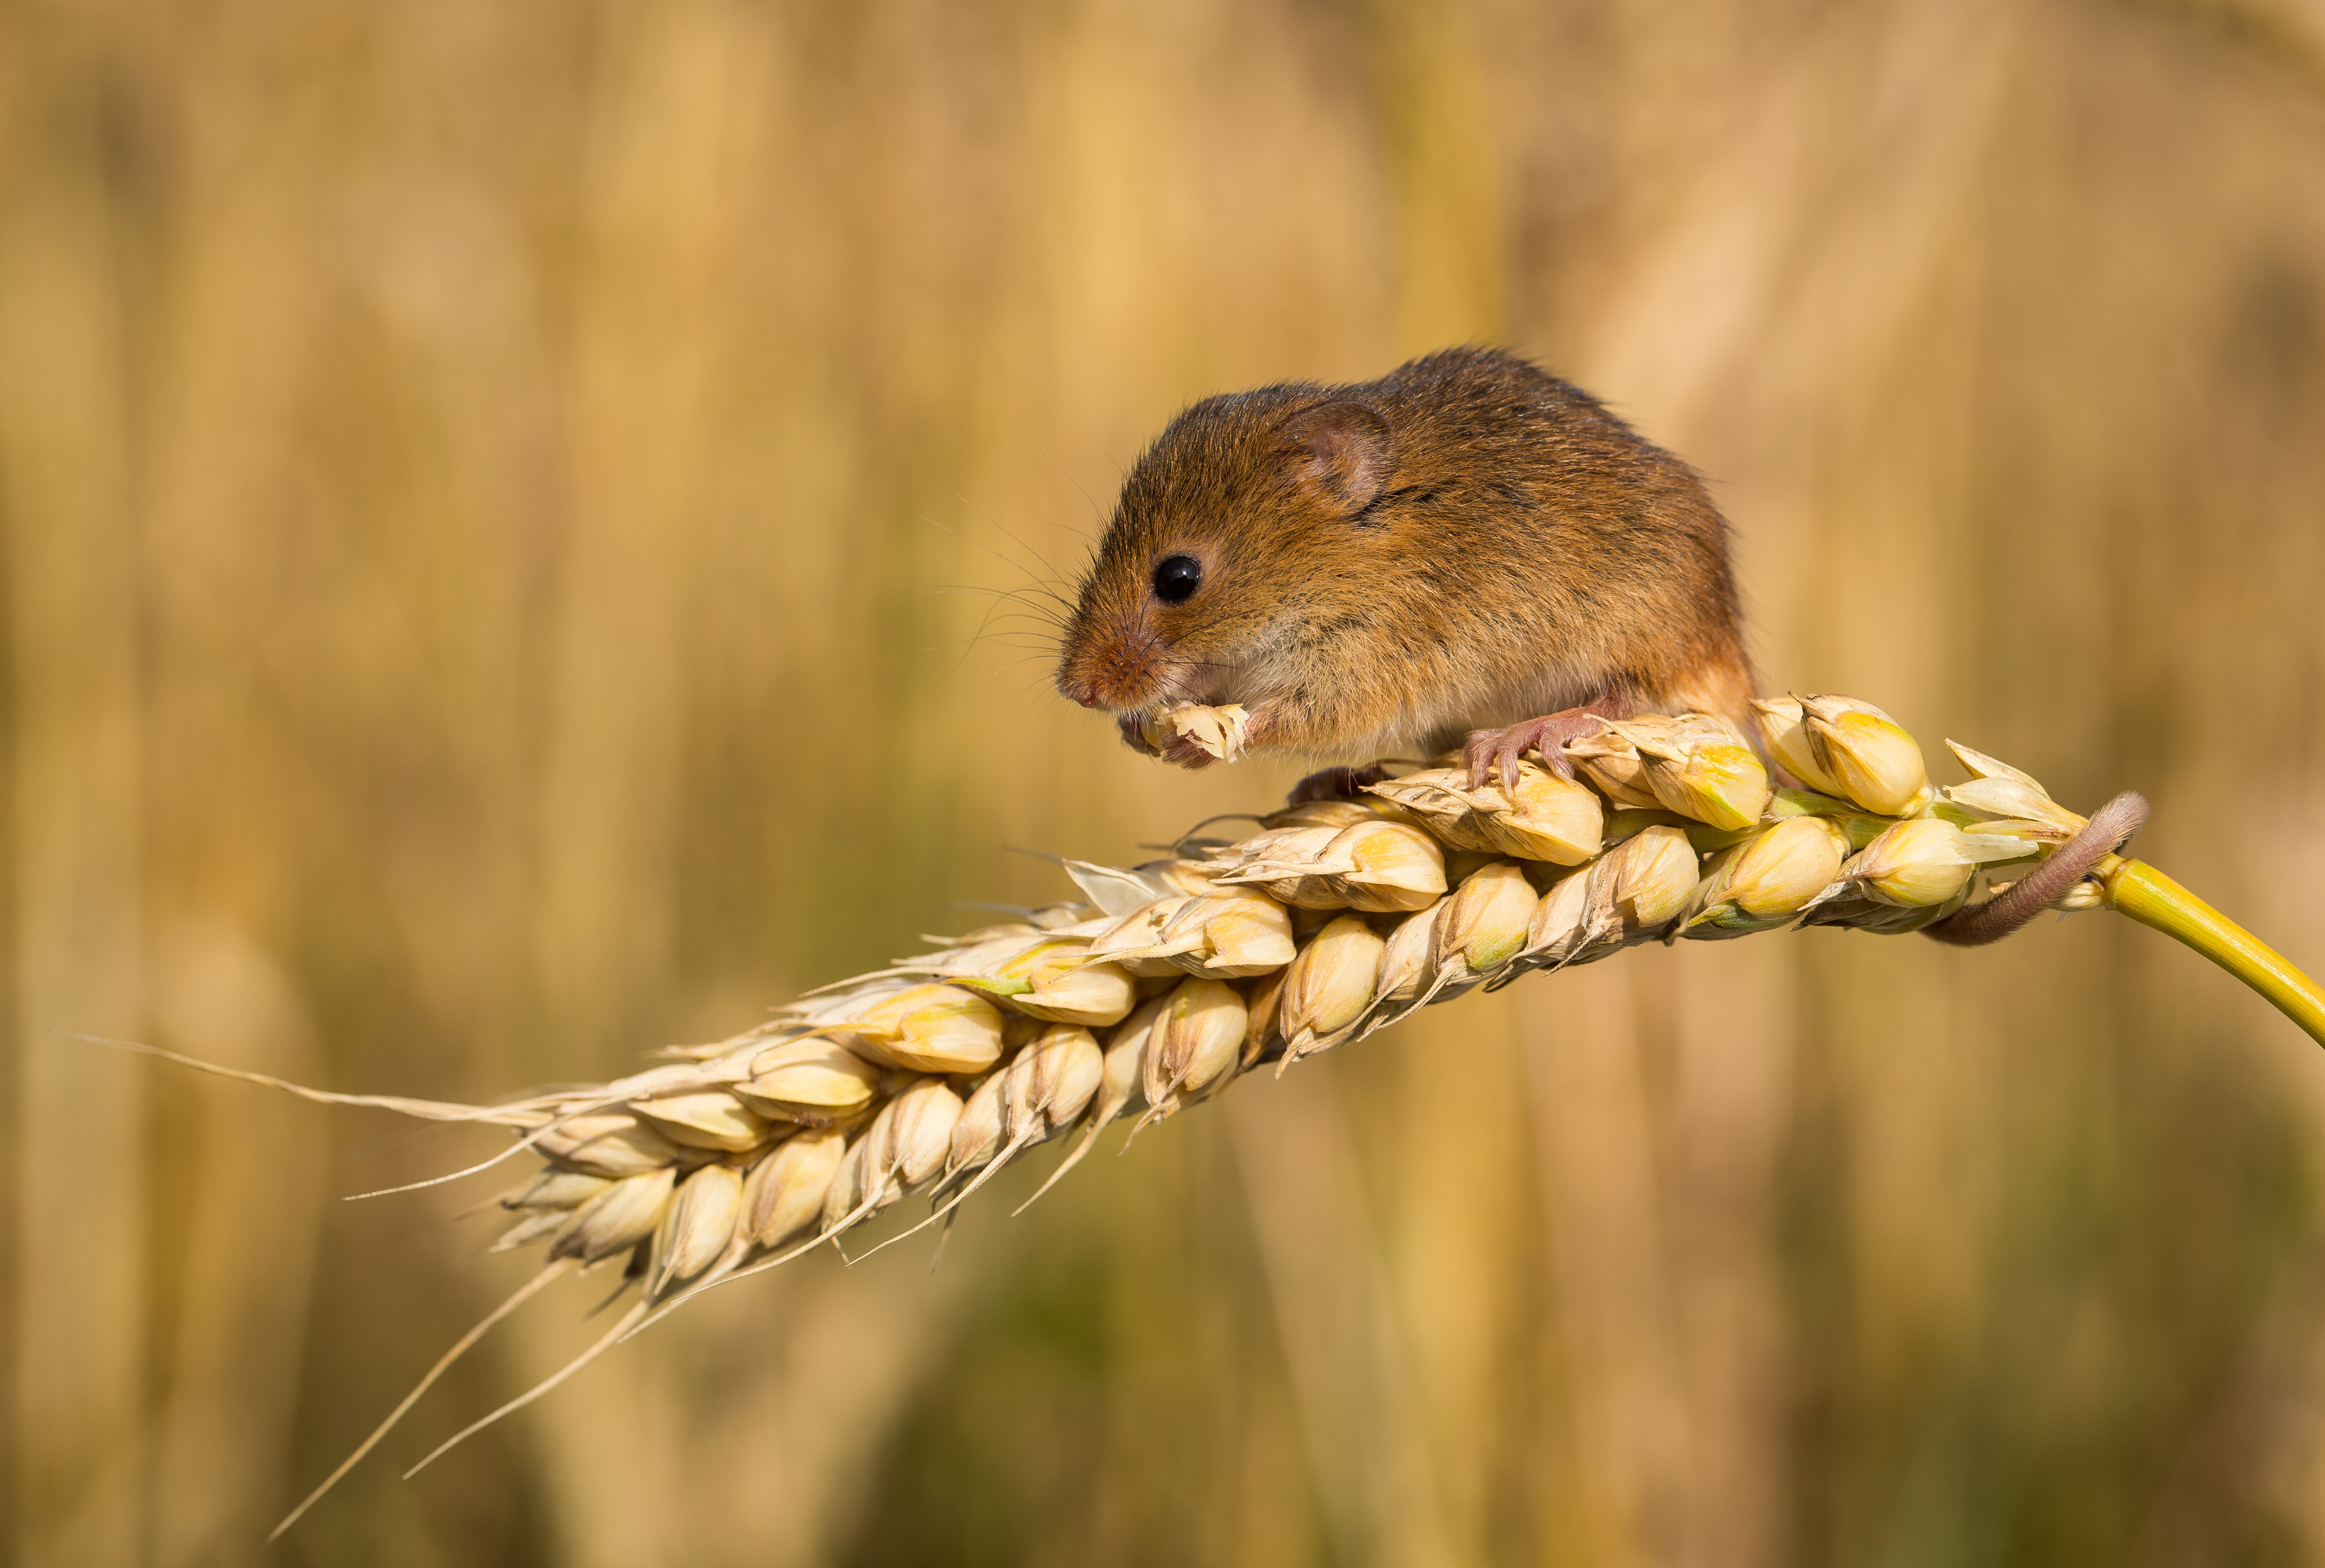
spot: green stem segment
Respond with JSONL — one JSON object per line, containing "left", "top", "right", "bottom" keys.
{"left": 2100, "top": 856, "right": 2325, "bottom": 1049}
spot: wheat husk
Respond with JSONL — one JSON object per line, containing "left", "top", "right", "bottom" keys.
{"left": 221, "top": 696, "right": 2167, "bottom": 1531}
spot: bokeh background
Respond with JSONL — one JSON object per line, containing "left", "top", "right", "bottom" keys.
{"left": 7, "top": 0, "right": 2325, "bottom": 1563}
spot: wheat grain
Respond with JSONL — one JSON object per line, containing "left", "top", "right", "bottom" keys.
{"left": 192, "top": 695, "right": 2236, "bottom": 1535}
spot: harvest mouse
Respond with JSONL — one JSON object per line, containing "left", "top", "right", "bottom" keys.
{"left": 1054, "top": 346, "right": 1755, "bottom": 792}
{"left": 1053, "top": 345, "right": 2133, "bottom": 943}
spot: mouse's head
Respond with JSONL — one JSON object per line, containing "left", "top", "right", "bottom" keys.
{"left": 1054, "top": 388, "right": 1393, "bottom": 722}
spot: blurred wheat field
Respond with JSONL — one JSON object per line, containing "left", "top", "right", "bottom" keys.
{"left": 6, "top": 0, "right": 2325, "bottom": 1563}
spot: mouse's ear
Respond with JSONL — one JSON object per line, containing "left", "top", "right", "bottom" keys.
{"left": 1279, "top": 400, "right": 1391, "bottom": 515}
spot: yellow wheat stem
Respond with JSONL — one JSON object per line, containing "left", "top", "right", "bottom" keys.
{"left": 2099, "top": 856, "right": 2325, "bottom": 1049}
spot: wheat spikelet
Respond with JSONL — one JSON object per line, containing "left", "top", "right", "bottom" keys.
{"left": 165, "top": 694, "right": 2313, "bottom": 1537}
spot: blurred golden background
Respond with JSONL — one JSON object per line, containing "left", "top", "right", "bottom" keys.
{"left": 8, "top": 0, "right": 2325, "bottom": 1563}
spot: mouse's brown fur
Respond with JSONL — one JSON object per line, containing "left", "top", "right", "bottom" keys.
{"left": 1055, "top": 347, "right": 1756, "bottom": 780}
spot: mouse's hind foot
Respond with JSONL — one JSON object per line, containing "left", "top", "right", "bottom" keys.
{"left": 1464, "top": 708, "right": 1620, "bottom": 791}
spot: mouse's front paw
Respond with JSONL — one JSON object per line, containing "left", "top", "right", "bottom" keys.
{"left": 1124, "top": 702, "right": 1249, "bottom": 768}
{"left": 1117, "top": 709, "right": 1219, "bottom": 769}
{"left": 1156, "top": 733, "right": 1218, "bottom": 770}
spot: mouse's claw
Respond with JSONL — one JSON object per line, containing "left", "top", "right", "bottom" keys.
{"left": 1463, "top": 710, "right": 1611, "bottom": 791}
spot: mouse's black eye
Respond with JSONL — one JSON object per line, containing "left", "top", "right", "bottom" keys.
{"left": 1152, "top": 555, "right": 1203, "bottom": 604}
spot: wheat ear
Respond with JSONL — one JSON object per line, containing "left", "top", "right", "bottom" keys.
{"left": 111, "top": 696, "right": 2322, "bottom": 1535}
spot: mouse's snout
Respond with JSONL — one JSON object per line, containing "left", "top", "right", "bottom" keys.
{"left": 1056, "top": 618, "right": 1177, "bottom": 714}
